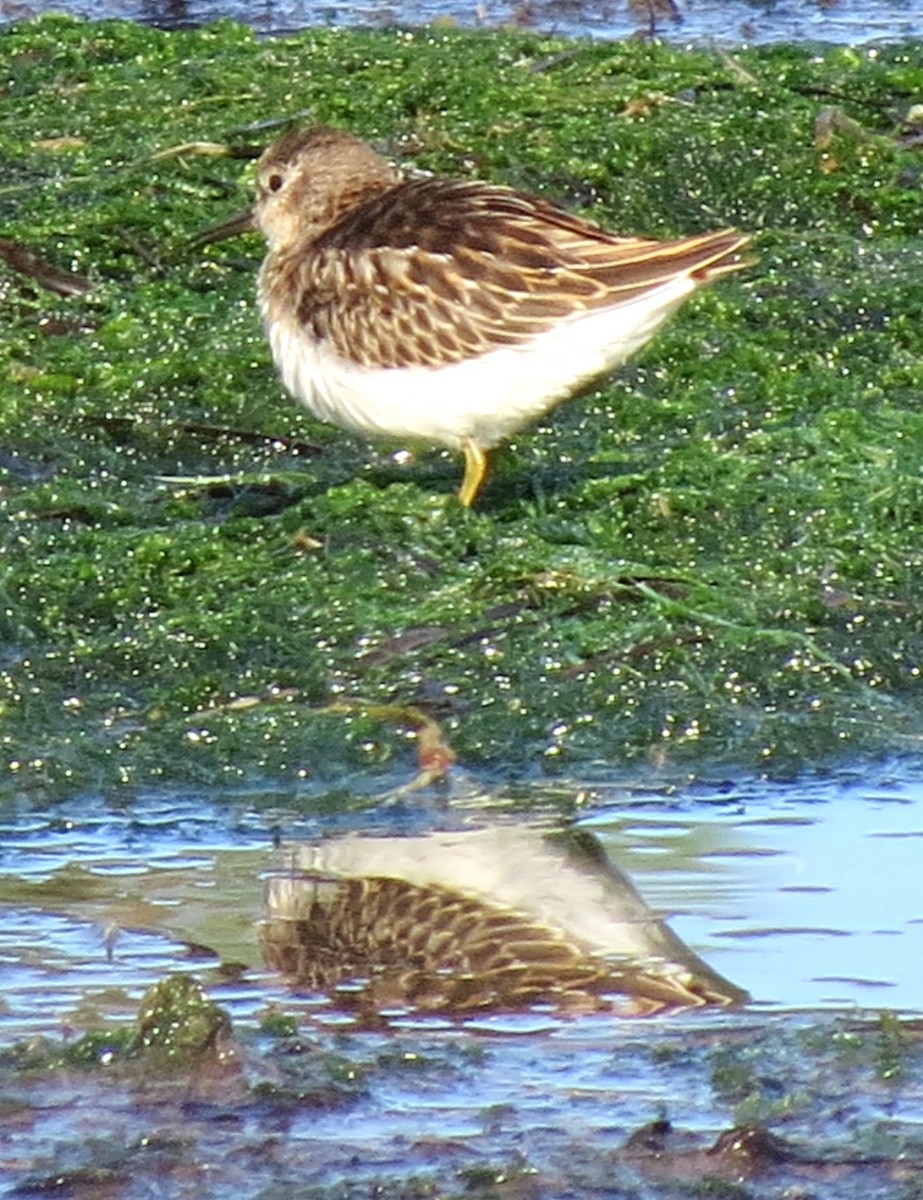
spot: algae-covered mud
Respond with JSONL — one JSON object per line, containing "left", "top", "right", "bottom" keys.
{"left": 5, "top": 997, "right": 923, "bottom": 1199}
{"left": 2, "top": 17, "right": 923, "bottom": 794}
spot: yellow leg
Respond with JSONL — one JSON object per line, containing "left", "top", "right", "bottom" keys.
{"left": 458, "top": 438, "right": 488, "bottom": 507}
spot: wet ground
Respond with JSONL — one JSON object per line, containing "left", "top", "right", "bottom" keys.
{"left": 2, "top": 762, "right": 923, "bottom": 1198}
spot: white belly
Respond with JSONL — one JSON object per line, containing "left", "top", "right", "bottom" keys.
{"left": 263, "top": 276, "right": 697, "bottom": 451}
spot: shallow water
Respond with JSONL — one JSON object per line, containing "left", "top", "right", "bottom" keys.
{"left": 3, "top": 766, "right": 923, "bottom": 1199}
{"left": 589, "top": 771, "right": 923, "bottom": 1013}
{"left": 2, "top": 761, "right": 921, "bottom": 1045}
{"left": 4, "top": 0, "right": 922, "bottom": 44}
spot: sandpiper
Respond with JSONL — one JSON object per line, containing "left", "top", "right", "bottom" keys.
{"left": 234, "top": 125, "right": 749, "bottom": 506}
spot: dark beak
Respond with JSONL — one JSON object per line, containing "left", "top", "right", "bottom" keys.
{"left": 190, "top": 207, "right": 256, "bottom": 249}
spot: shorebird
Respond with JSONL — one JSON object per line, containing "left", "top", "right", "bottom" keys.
{"left": 212, "top": 125, "right": 749, "bottom": 505}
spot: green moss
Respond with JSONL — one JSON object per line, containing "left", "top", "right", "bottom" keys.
{"left": 130, "top": 972, "right": 231, "bottom": 1064}
{"left": 0, "top": 975, "right": 229, "bottom": 1073}
{"left": 259, "top": 1011, "right": 300, "bottom": 1039}
{"left": 0, "top": 1027, "right": 136, "bottom": 1072}
{"left": 801, "top": 1011, "right": 914, "bottom": 1083}
{"left": 2, "top": 17, "right": 922, "bottom": 794}
{"left": 876, "top": 1010, "right": 908, "bottom": 1082}
{"left": 250, "top": 1049, "right": 368, "bottom": 1108}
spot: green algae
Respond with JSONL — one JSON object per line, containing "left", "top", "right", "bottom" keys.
{"left": 0, "top": 974, "right": 229, "bottom": 1074}
{"left": 131, "top": 971, "right": 231, "bottom": 1061}
{"left": 1, "top": 16, "right": 922, "bottom": 795}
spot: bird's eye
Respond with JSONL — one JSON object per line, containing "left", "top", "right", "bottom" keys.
{"left": 267, "top": 173, "right": 284, "bottom": 192}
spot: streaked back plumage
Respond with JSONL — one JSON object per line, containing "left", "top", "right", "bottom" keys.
{"left": 250, "top": 125, "right": 750, "bottom": 503}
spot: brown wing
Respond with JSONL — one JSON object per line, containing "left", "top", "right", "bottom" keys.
{"left": 291, "top": 177, "right": 748, "bottom": 369}
{"left": 260, "top": 873, "right": 735, "bottom": 1013}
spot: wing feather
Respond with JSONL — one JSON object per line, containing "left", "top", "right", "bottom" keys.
{"left": 288, "top": 177, "right": 747, "bottom": 369}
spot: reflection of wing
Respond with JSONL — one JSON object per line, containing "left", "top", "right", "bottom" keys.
{"left": 260, "top": 825, "right": 747, "bottom": 1016}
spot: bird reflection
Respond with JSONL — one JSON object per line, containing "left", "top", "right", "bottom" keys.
{"left": 260, "top": 825, "right": 747, "bottom": 1017}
